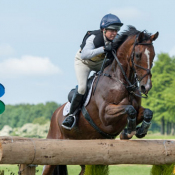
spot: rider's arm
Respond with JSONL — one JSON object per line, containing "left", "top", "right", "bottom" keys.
{"left": 81, "top": 35, "right": 104, "bottom": 60}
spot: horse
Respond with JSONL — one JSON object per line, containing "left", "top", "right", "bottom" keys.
{"left": 42, "top": 26, "right": 159, "bottom": 175}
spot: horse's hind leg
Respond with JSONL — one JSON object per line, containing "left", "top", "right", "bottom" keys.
{"left": 79, "top": 165, "right": 85, "bottom": 175}
{"left": 135, "top": 108, "right": 153, "bottom": 138}
{"left": 42, "top": 106, "right": 66, "bottom": 175}
{"left": 42, "top": 165, "right": 56, "bottom": 175}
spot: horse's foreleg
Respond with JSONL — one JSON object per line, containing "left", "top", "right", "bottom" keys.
{"left": 135, "top": 108, "right": 153, "bottom": 138}
{"left": 125, "top": 105, "right": 137, "bottom": 137}
{"left": 42, "top": 107, "right": 66, "bottom": 175}
{"left": 119, "top": 105, "right": 137, "bottom": 139}
{"left": 104, "top": 104, "right": 137, "bottom": 139}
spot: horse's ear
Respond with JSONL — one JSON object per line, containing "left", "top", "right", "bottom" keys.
{"left": 150, "top": 32, "right": 159, "bottom": 41}
{"left": 137, "top": 32, "right": 144, "bottom": 43}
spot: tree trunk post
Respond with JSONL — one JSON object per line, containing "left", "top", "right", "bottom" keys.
{"left": 171, "top": 123, "right": 174, "bottom": 135}
{"left": 166, "top": 121, "right": 169, "bottom": 135}
{"left": 161, "top": 116, "right": 165, "bottom": 135}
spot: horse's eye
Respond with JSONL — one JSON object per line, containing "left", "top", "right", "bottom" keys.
{"left": 135, "top": 52, "right": 141, "bottom": 60}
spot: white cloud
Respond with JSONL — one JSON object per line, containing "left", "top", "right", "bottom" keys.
{"left": 169, "top": 46, "right": 175, "bottom": 57}
{"left": 109, "top": 7, "right": 147, "bottom": 21}
{"left": 0, "top": 55, "right": 62, "bottom": 78}
{"left": 0, "top": 44, "right": 15, "bottom": 56}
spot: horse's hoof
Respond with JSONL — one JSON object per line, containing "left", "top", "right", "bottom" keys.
{"left": 120, "top": 131, "right": 129, "bottom": 140}
{"left": 120, "top": 130, "right": 136, "bottom": 140}
{"left": 127, "top": 131, "right": 136, "bottom": 138}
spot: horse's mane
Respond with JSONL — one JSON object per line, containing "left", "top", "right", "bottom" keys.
{"left": 104, "top": 25, "right": 152, "bottom": 68}
{"left": 113, "top": 25, "right": 152, "bottom": 50}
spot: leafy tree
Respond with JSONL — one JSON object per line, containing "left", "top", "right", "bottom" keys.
{"left": 142, "top": 53, "right": 175, "bottom": 134}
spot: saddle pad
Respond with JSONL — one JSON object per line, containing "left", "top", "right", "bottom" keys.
{"left": 63, "top": 102, "right": 71, "bottom": 116}
{"left": 84, "top": 76, "right": 96, "bottom": 106}
{"left": 63, "top": 76, "right": 96, "bottom": 116}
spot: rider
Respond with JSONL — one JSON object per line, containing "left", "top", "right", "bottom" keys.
{"left": 62, "top": 14, "right": 123, "bottom": 129}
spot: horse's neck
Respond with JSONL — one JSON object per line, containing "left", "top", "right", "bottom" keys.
{"left": 117, "top": 36, "right": 134, "bottom": 62}
{"left": 108, "top": 54, "right": 131, "bottom": 81}
{"left": 111, "top": 37, "right": 135, "bottom": 80}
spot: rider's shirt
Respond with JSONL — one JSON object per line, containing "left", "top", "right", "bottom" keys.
{"left": 80, "top": 30, "right": 111, "bottom": 62}
{"left": 81, "top": 35, "right": 105, "bottom": 62}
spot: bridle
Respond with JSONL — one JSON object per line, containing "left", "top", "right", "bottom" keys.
{"left": 130, "top": 34, "right": 152, "bottom": 82}
{"left": 112, "top": 33, "right": 153, "bottom": 98}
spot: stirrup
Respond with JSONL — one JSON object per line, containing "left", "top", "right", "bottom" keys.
{"left": 62, "top": 115, "right": 76, "bottom": 130}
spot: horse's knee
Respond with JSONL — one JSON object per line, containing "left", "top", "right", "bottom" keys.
{"left": 126, "top": 105, "right": 137, "bottom": 119}
{"left": 143, "top": 109, "right": 153, "bottom": 122}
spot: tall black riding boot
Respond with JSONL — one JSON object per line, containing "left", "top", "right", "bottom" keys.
{"left": 62, "top": 89, "right": 83, "bottom": 130}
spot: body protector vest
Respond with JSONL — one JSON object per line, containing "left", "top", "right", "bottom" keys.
{"left": 80, "top": 30, "right": 106, "bottom": 62}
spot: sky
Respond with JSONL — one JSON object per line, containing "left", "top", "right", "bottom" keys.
{"left": 0, "top": 0, "right": 175, "bottom": 105}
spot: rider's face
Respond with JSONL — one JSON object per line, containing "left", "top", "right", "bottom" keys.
{"left": 104, "top": 29, "right": 117, "bottom": 40}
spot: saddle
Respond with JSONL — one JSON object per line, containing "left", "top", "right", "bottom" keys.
{"left": 67, "top": 74, "right": 95, "bottom": 104}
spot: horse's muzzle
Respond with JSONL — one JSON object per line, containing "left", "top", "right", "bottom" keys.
{"left": 141, "top": 85, "right": 147, "bottom": 94}
{"left": 141, "top": 83, "right": 152, "bottom": 94}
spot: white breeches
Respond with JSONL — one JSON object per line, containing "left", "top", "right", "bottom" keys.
{"left": 74, "top": 51, "right": 104, "bottom": 95}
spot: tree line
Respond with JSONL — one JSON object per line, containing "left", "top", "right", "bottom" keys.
{"left": 0, "top": 102, "right": 61, "bottom": 130}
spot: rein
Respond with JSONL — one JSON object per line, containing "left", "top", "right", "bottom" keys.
{"left": 111, "top": 35, "right": 153, "bottom": 98}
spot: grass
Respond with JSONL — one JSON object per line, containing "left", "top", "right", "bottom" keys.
{"left": 0, "top": 164, "right": 152, "bottom": 175}
{"left": 0, "top": 134, "right": 174, "bottom": 175}
{"left": 110, "top": 165, "right": 152, "bottom": 175}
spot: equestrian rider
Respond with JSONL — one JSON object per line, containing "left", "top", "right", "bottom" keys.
{"left": 62, "top": 14, "right": 123, "bottom": 129}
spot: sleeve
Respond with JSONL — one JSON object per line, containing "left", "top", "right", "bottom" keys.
{"left": 81, "top": 35, "right": 105, "bottom": 60}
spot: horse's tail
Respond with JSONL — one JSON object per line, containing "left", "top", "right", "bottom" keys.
{"left": 52, "top": 165, "right": 68, "bottom": 175}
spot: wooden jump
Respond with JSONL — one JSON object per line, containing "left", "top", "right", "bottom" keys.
{"left": 0, "top": 136, "right": 175, "bottom": 165}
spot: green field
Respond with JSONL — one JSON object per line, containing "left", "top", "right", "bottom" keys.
{"left": 0, "top": 134, "right": 174, "bottom": 175}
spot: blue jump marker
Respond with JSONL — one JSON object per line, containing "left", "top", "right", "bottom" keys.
{"left": 0, "top": 84, "right": 5, "bottom": 97}
{"left": 0, "top": 83, "right": 5, "bottom": 114}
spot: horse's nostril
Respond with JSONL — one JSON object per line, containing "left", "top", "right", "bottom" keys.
{"left": 141, "top": 86, "right": 146, "bottom": 93}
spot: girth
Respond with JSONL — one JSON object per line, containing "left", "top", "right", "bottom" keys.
{"left": 81, "top": 105, "right": 116, "bottom": 139}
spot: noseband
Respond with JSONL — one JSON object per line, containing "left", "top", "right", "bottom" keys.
{"left": 112, "top": 34, "right": 153, "bottom": 98}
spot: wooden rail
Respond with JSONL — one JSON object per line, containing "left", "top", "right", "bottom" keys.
{"left": 0, "top": 136, "right": 175, "bottom": 165}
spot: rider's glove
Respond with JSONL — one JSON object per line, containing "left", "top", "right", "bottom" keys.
{"left": 104, "top": 42, "right": 113, "bottom": 53}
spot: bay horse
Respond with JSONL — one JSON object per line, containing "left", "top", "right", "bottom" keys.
{"left": 42, "top": 26, "right": 159, "bottom": 175}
